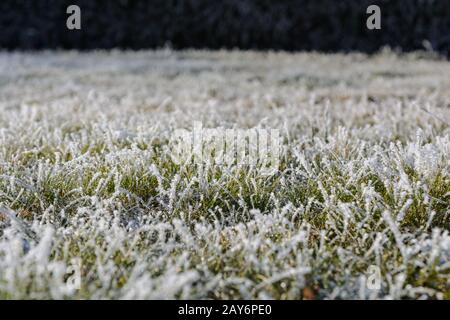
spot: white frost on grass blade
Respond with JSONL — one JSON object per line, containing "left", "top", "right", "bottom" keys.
{"left": 0, "top": 50, "right": 449, "bottom": 299}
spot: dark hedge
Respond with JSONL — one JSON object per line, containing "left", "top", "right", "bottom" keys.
{"left": 1, "top": 0, "right": 449, "bottom": 55}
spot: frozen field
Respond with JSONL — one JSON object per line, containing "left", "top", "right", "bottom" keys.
{"left": 0, "top": 50, "right": 449, "bottom": 299}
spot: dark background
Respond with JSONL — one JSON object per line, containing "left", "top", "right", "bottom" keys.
{"left": 1, "top": 0, "right": 449, "bottom": 56}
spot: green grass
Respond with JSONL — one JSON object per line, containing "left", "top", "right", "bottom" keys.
{"left": 0, "top": 50, "right": 449, "bottom": 299}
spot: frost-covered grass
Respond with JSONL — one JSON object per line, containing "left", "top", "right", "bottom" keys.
{"left": 0, "top": 50, "right": 449, "bottom": 299}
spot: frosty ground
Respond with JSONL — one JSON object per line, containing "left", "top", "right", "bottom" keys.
{"left": 0, "top": 50, "right": 449, "bottom": 299}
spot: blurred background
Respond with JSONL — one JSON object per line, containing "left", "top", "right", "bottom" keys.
{"left": 0, "top": 0, "right": 449, "bottom": 56}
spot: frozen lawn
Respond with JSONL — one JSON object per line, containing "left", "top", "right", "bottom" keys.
{"left": 0, "top": 50, "right": 449, "bottom": 299}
